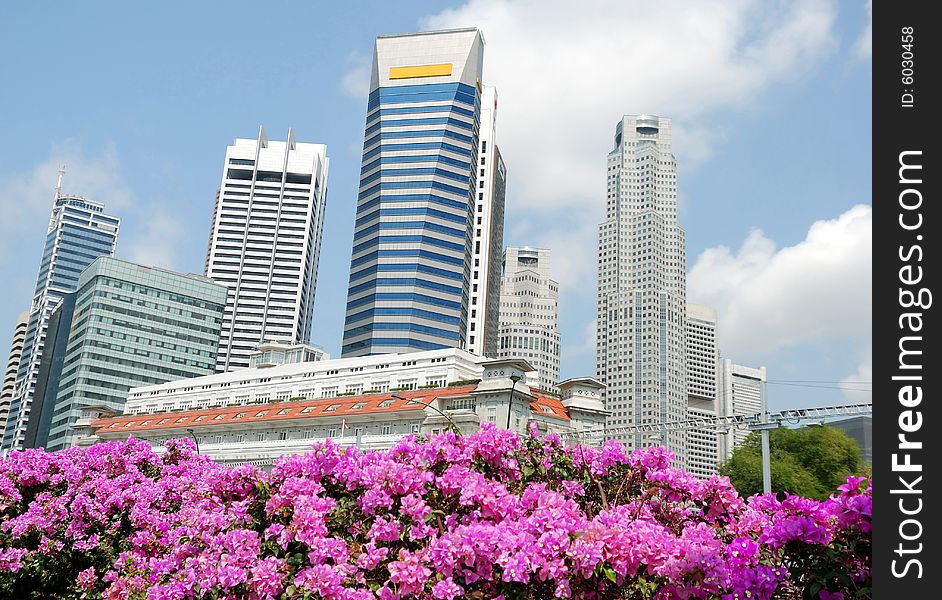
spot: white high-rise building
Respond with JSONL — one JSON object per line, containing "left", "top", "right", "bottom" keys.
{"left": 597, "top": 115, "right": 688, "bottom": 468}
{"left": 686, "top": 304, "right": 718, "bottom": 478}
{"left": 497, "top": 247, "right": 560, "bottom": 391}
{"left": 717, "top": 360, "right": 767, "bottom": 462}
{"left": 466, "top": 86, "right": 506, "bottom": 358}
{"left": 205, "top": 128, "right": 329, "bottom": 372}
{"left": 0, "top": 312, "right": 29, "bottom": 433}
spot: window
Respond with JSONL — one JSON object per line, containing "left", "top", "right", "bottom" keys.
{"left": 382, "top": 424, "right": 391, "bottom": 435}
{"left": 327, "top": 428, "right": 338, "bottom": 437}
{"left": 323, "top": 404, "right": 341, "bottom": 412}
{"left": 378, "top": 400, "right": 394, "bottom": 408}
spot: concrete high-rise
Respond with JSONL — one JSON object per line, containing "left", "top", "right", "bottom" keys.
{"left": 597, "top": 115, "right": 688, "bottom": 468}
{"left": 717, "top": 360, "right": 766, "bottom": 462}
{"left": 205, "top": 128, "right": 329, "bottom": 372}
{"left": 342, "top": 28, "right": 485, "bottom": 357}
{"left": 2, "top": 183, "right": 120, "bottom": 452}
{"left": 686, "top": 304, "right": 718, "bottom": 478}
{"left": 0, "top": 312, "right": 29, "bottom": 433}
{"left": 497, "top": 247, "right": 560, "bottom": 390}
{"left": 43, "top": 258, "right": 227, "bottom": 450}
{"left": 466, "top": 86, "right": 506, "bottom": 357}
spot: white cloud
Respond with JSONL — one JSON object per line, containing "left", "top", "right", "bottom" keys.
{"left": 123, "top": 209, "right": 187, "bottom": 271}
{"left": 340, "top": 51, "right": 371, "bottom": 100}
{"left": 0, "top": 141, "right": 133, "bottom": 256}
{"left": 840, "top": 351, "right": 872, "bottom": 403}
{"left": 418, "top": 0, "right": 838, "bottom": 214}
{"left": 688, "top": 204, "right": 872, "bottom": 360}
{"left": 855, "top": 0, "right": 872, "bottom": 59}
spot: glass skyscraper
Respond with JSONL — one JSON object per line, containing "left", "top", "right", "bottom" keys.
{"left": 341, "top": 28, "right": 485, "bottom": 357}
{"left": 43, "top": 257, "right": 228, "bottom": 450}
{"left": 2, "top": 191, "right": 119, "bottom": 452}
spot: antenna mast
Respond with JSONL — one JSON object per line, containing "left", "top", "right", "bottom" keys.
{"left": 55, "top": 165, "right": 66, "bottom": 200}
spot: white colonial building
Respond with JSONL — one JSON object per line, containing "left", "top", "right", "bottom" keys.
{"left": 76, "top": 357, "right": 607, "bottom": 467}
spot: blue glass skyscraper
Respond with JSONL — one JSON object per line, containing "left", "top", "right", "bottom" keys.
{"left": 341, "top": 28, "right": 485, "bottom": 357}
{"left": 2, "top": 185, "right": 119, "bottom": 452}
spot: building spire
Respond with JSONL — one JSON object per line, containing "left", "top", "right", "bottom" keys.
{"left": 55, "top": 165, "right": 66, "bottom": 200}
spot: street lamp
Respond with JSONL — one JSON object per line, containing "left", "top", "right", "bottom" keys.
{"left": 507, "top": 374, "right": 521, "bottom": 430}
{"left": 391, "top": 393, "right": 459, "bottom": 433}
{"left": 185, "top": 428, "right": 200, "bottom": 454}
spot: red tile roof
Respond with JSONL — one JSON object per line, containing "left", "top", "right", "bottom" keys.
{"left": 92, "top": 384, "right": 570, "bottom": 435}
{"left": 93, "top": 386, "right": 479, "bottom": 434}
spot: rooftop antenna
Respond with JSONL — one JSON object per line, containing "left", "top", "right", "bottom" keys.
{"left": 55, "top": 165, "right": 66, "bottom": 199}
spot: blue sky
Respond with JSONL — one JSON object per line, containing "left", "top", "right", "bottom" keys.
{"left": 0, "top": 1, "right": 871, "bottom": 412}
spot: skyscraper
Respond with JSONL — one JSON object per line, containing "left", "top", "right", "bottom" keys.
{"left": 466, "top": 85, "right": 506, "bottom": 357}
{"left": 205, "top": 128, "right": 329, "bottom": 372}
{"left": 597, "top": 115, "right": 687, "bottom": 468}
{"left": 717, "top": 360, "right": 767, "bottom": 462}
{"left": 43, "top": 257, "right": 228, "bottom": 450}
{"left": 341, "top": 28, "right": 485, "bottom": 357}
{"left": 0, "top": 312, "right": 28, "bottom": 433}
{"left": 2, "top": 181, "right": 120, "bottom": 452}
{"left": 686, "top": 304, "right": 719, "bottom": 478}
{"left": 497, "top": 247, "right": 560, "bottom": 390}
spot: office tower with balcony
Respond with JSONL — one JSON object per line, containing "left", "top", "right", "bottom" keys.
{"left": 0, "top": 312, "right": 29, "bottom": 433}
{"left": 717, "top": 360, "right": 767, "bottom": 462}
{"left": 497, "top": 247, "right": 560, "bottom": 390}
{"left": 205, "top": 128, "right": 329, "bottom": 372}
{"left": 342, "top": 28, "right": 485, "bottom": 357}
{"left": 2, "top": 181, "right": 120, "bottom": 452}
{"left": 43, "top": 257, "right": 228, "bottom": 450}
{"left": 686, "top": 303, "right": 719, "bottom": 478}
{"left": 597, "top": 115, "right": 688, "bottom": 468}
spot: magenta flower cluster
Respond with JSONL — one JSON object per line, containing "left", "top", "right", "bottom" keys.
{"left": 0, "top": 424, "right": 871, "bottom": 599}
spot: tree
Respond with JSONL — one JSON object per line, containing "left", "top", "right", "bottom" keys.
{"left": 719, "top": 425, "right": 862, "bottom": 500}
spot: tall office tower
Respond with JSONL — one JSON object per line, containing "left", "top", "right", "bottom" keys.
{"left": 43, "top": 258, "right": 228, "bottom": 450}
{"left": 597, "top": 115, "right": 688, "bottom": 468}
{"left": 0, "top": 312, "right": 29, "bottom": 433}
{"left": 497, "top": 247, "right": 560, "bottom": 390}
{"left": 205, "top": 128, "right": 329, "bottom": 372}
{"left": 686, "top": 304, "right": 719, "bottom": 478}
{"left": 2, "top": 180, "right": 120, "bottom": 452}
{"left": 466, "top": 85, "right": 506, "bottom": 357}
{"left": 341, "top": 28, "right": 485, "bottom": 357}
{"left": 717, "top": 359, "right": 767, "bottom": 462}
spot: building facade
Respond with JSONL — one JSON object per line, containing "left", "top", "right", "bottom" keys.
{"left": 23, "top": 294, "right": 76, "bottom": 448}
{"left": 123, "top": 348, "right": 487, "bottom": 415}
{"left": 597, "top": 115, "right": 688, "bottom": 468}
{"left": 465, "top": 85, "right": 506, "bottom": 357}
{"left": 80, "top": 359, "right": 604, "bottom": 467}
{"left": 0, "top": 312, "right": 29, "bottom": 433}
{"left": 685, "top": 304, "right": 719, "bottom": 478}
{"left": 828, "top": 415, "right": 872, "bottom": 464}
{"left": 43, "top": 258, "right": 228, "bottom": 450}
{"left": 497, "top": 247, "right": 560, "bottom": 390}
{"left": 341, "top": 28, "right": 485, "bottom": 357}
{"left": 205, "top": 128, "right": 329, "bottom": 372}
{"left": 3, "top": 190, "right": 120, "bottom": 452}
{"left": 717, "top": 360, "right": 767, "bottom": 462}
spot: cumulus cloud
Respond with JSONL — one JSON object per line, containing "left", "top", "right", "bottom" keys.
{"left": 0, "top": 141, "right": 134, "bottom": 257}
{"left": 855, "top": 0, "right": 872, "bottom": 59}
{"left": 840, "top": 351, "right": 872, "bottom": 403}
{"left": 419, "top": 0, "right": 838, "bottom": 212}
{"left": 123, "top": 209, "right": 187, "bottom": 271}
{"left": 688, "top": 204, "right": 872, "bottom": 360}
{"left": 339, "top": 51, "right": 371, "bottom": 100}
